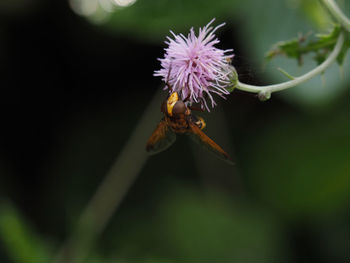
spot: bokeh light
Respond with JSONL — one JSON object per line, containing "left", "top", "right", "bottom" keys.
{"left": 69, "top": 0, "right": 137, "bottom": 23}
{"left": 113, "top": 0, "right": 137, "bottom": 7}
{"left": 69, "top": 0, "right": 99, "bottom": 16}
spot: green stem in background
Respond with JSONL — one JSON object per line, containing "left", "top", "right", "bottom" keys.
{"left": 321, "top": 0, "right": 350, "bottom": 32}
{"left": 236, "top": 0, "right": 350, "bottom": 98}
{"left": 235, "top": 32, "right": 345, "bottom": 99}
{"left": 54, "top": 90, "right": 163, "bottom": 263}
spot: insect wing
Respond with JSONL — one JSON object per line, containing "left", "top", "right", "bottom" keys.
{"left": 188, "top": 122, "right": 233, "bottom": 165}
{"left": 146, "top": 119, "right": 176, "bottom": 154}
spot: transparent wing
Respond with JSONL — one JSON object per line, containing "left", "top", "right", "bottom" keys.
{"left": 146, "top": 119, "right": 176, "bottom": 155}
{"left": 188, "top": 122, "right": 233, "bottom": 165}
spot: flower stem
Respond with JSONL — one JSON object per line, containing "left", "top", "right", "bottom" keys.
{"left": 321, "top": 0, "right": 350, "bottom": 32}
{"left": 236, "top": 32, "right": 345, "bottom": 97}
{"left": 54, "top": 90, "right": 164, "bottom": 263}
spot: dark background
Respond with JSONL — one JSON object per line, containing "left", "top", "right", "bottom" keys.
{"left": 1, "top": 1, "right": 350, "bottom": 263}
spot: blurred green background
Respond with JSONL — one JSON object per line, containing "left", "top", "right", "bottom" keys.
{"left": 1, "top": 0, "right": 350, "bottom": 263}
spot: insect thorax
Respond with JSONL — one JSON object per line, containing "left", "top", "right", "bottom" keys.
{"left": 166, "top": 114, "right": 189, "bottom": 134}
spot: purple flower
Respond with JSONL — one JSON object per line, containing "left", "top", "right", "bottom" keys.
{"left": 154, "top": 18, "right": 234, "bottom": 111}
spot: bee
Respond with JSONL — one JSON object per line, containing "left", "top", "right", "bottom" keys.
{"left": 146, "top": 91, "right": 233, "bottom": 164}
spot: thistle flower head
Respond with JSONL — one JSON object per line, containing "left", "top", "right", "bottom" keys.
{"left": 154, "top": 18, "right": 234, "bottom": 111}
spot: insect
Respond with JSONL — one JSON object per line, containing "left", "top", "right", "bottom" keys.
{"left": 146, "top": 91, "right": 233, "bottom": 164}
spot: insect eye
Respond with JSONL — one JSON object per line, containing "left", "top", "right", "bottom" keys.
{"left": 172, "top": 101, "right": 186, "bottom": 115}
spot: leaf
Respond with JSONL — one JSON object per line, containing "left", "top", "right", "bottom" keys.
{"left": 336, "top": 35, "right": 350, "bottom": 66}
{"left": 313, "top": 50, "right": 328, "bottom": 65}
{"left": 266, "top": 38, "right": 301, "bottom": 61}
{"left": 315, "top": 24, "right": 341, "bottom": 45}
{"left": 266, "top": 25, "right": 341, "bottom": 65}
{"left": 0, "top": 203, "right": 52, "bottom": 263}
